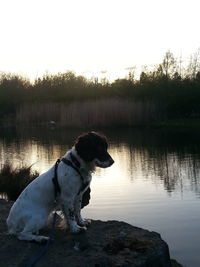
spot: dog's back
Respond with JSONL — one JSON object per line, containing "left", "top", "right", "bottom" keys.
{"left": 7, "top": 167, "right": 55, "bottom": 235}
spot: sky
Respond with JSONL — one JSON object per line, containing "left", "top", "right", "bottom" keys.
{"left": 0, "top": 0, "right": 200, "bottom": 81}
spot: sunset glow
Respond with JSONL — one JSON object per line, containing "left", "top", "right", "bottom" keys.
{"left": 0, "top": 0, "right": 200, "bottom": 80}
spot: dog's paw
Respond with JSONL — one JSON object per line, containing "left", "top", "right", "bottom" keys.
{"left": 78, "top": 218, "right": 91, "bottom": 227}
{"left": 70, "top": 225, "right": 87, "bottom": 234}
{"left": 85, "top": 219, "right": 91, "bottom": 226}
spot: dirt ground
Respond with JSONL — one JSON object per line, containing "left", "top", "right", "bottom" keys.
{"left": 0, "top": 200, "right": 173, "bottom": 267}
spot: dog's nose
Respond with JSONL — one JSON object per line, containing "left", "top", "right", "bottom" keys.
{"left": 109, "top": 158, "right": 114, "bottom": 166}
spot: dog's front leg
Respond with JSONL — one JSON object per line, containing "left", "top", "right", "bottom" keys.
{"left": 61, "top": 199, "right": 84, "bottom": 233}
{"left": 75, "top": 193, "right": 91, "bottom": 227}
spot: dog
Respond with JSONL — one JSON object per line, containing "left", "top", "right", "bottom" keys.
{"left": 6, "top": 131, "right": 114, "bottom": 242}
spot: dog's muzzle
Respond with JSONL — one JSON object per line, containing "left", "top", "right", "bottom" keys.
{"left": 94, "top": 157, "right": 114, "bottom": 168}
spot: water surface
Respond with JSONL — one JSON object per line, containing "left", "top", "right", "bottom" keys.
{"left": 0, "top": 127, "right": 200, "bottom": 266}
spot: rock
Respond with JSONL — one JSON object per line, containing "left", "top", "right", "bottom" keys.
{"left": 0, "top": 201, "right": 172, "bottom": 267}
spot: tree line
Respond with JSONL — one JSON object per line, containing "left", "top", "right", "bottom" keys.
{"left": 0, "top": 50, "right": 200, "bottom": 121}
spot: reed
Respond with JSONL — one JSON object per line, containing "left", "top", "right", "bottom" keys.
{"left": 0, "top": 163, "right": 39, "bottom": 200}
{"left": 16, "top": 98, "right": 161, "bottom": 128}
{"left": 16, "top": 102, "right": 61, "bottom": 124}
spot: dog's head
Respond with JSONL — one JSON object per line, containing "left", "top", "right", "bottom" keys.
{"left": 75, "top": 131, "right": 114, "bottom": 168}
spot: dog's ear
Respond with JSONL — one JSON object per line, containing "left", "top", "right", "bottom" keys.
{"left": 81, "top": 187, "right": 91, "bottom": 209}
{"left": 75, "top": 131, "right": 108, "bottom": 162}
{"left": 75, "top": 132, "right": 96, "bottom": 161}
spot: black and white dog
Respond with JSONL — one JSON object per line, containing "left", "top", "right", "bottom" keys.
{"left": 7, "top": 131, "right": 114, "bottom": 242}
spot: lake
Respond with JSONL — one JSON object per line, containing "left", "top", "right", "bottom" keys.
{"left": 0, "top": 126, "right": 200, "bottom": 266}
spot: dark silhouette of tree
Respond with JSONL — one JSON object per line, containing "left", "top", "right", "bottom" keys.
{"left": 0, "top": 49, "right": 200, "bottom": 122}
{"left": 186, "top": 49, "right": 200, "bottom": 79}
{"left": 159, "top": 50, "right": 176, "bottom": 79}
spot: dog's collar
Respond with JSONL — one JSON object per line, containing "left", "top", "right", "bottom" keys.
{"left": 52, "top": 153, "right": 89, "bottom": 201}
{"left": 69, "top": 152, "right": 81, "bottom": 169}
{"left": 61, "top": 155, "right": 89, "bottom": 195}
{"left": 52, "top": 159, "right": 61, "bottom": 202}
{"left": 61, "top": 156, "right": 83, "bottom": 181}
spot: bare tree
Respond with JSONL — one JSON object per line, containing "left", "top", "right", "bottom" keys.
{"left": 125, "top": 66, "right": 136, "bottom": 82}
{"left": 161, "top": 50, "right": 177, "bottom": 79}
{"left": 187, "top": 48, "right": 200, "bottom": 79}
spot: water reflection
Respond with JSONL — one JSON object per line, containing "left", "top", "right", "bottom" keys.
{"left": 129, "top": 146, "right": 200, "bottom": 196}
{"left": 1, "top": 127, "right": 200, "bottom": 266}
{"left": 0, "top": 127, "right": 200, "bottom": 196}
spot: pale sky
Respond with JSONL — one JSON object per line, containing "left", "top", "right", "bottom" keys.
{"left": 0, "top": 0, "right": 200, "bottom": 81}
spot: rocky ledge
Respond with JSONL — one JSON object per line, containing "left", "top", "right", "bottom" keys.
{"left": 0, "top": 200, "right": 173, "bottom": 267}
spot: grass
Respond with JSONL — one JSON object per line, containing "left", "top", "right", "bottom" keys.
{"left": 0, "top": 163, "right": 39, "bottom": 201}
{"left": 16, "top": 98, "right": 162, "bottom": 128}
{"left": 158, "top": 118, "right": 200, "bottom": 128}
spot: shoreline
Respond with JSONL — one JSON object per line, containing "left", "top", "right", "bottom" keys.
{"left": 1, "top": 118, "right": 200, "bottom": 130}
{"left": 0, "top": 200, "right": 182, "bottom": 267}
